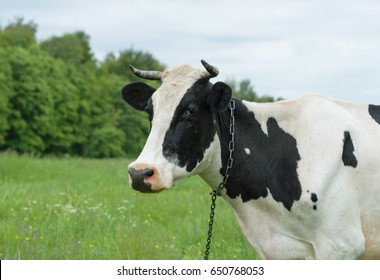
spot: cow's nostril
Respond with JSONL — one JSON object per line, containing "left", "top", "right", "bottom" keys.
{"left": 146, "top": 169, "right": 154, "bottom": 177}
{"left": 128, "top": 167, "right": 155, "bottom": 180}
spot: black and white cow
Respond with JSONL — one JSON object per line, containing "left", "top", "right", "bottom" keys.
{"left": 121, "top": 60, "right": 380, "bottom": 259}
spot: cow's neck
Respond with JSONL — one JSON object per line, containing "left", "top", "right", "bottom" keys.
{"left": 201, "top": 99, "right": 302, "bottom": 212}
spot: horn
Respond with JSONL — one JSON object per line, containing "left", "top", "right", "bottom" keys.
{"left": 201, "top": 59, "right": 219, "bottom": 78}
{"left": 129, "top": 65, "right": 163, "bottom": 80}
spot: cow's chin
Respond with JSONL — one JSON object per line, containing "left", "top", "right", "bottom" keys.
{"left": 128, "top": 175, "right": 170, "bottom": 193}
{"left": 133, "top": 187, "right": 164, "bottom": 194}
{"left": 130, "top": 184, "right": 168, "bottom": 193}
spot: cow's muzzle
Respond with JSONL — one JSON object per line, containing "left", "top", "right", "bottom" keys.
{"left": 128, "top": 164, "right": 163, "bottom": 193}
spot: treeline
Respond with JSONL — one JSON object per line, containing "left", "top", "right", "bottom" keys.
{"left": 0, "top": 18, "right": 276, "bottom": 158}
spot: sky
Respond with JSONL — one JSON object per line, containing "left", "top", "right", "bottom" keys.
{"left": 1, "top": 0, "right": 380, "bottom": 104}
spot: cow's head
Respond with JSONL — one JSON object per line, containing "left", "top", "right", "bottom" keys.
{"left": 122, "top": 60, "right": 232, "bottom": 193}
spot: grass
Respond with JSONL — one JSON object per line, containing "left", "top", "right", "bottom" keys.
{"left": 0, "top": 152, "right": 258, "bottom": 260}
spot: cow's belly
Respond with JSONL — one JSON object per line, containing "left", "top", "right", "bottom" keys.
{"left": 243, "top": 227, "right": 315, "bottom": 260}
{"left": 225, "top": 189, "right": 365, "bottom": 260}
{"left": 227, "top": 196, "right": 315, "bottom": 259}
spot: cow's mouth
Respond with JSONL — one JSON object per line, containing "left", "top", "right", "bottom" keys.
{"left": 131, "top": 181, "right": 155, "bottom": 193}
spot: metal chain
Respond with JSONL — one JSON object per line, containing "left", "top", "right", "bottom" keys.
{"left": 204, "top": 99, "right": 236, "bottom": 260}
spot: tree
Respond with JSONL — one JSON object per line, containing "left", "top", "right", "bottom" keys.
{"left": 4, "top": 47, "right": 53, "bottom": 153}
{"left": 226, "top": 78, "right": 278, "bottom": 102}
{"left": 100, "top": 48, "right": 165, "bottom": 156}
{"left": 67, "top": 68, "right": 126, "bottom": 157}
{"left": 226, "top": 78, "right": 258, "bottom": 101}
{"left": 40, "top": 31, "right": 95, "bottom": 68}
{"left": 83, "top": 126, "right": 125, "bottom": 158}
{"left": 0, "top": 49, "right": 13, "bottom": 146}
{"left": 0, "top": 17, "right": 37, "bottom": 48}
{"left": 0, "top": 18, "right": 39, "bottom": 148}
{"left": 101, "top": 48, "right": 165, "bottom": 87}
{"left": 0, "top": 18, "right": 279, "bottom": 158}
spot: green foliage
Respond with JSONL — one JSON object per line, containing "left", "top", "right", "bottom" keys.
{"left": 4, "top": 46, "right": 53, "bottom": 153}
{"left": 0, "top": 18, "right": 277, "bottom": 158}
{"left": 0, "top": 49, "right": 12, "bottom": 146}
{"left": 0, "top": 18, "right": 157, "bottom": 157}
{"left": 227, "top": 78, "right": 258, "bottom": 101}
{"left": 40, "top": 31, "right": 95, "bottom": 68}
{"left": 227, "top": 78, "right": 279, "bottom": 102}
{"left": 83, "top": 126, "right": 126, "bottom": 158}
{"left": 101, "top": 48, "right": 165, "bottom": 88}
{"left": 0, "top": 17, "right": 37, "bottom": 48}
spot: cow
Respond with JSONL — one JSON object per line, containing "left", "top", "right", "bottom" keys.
{"left": 121, "top": 60, "right": 380, "bottom": 260}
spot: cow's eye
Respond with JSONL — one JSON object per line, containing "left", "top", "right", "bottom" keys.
{"left": 186, "top": 108, "right": 195, "bottom": 115}
{"left": 186, "top": 105, "right": 198, "bottom": 116}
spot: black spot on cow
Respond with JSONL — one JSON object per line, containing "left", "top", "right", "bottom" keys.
{"left": 369, "top": 104, "right": 380, "bottom": 125}
{"left": 307, "top": 191, "right": 318, "bottom": 210}
{"left": 162, "top": 80, "right": 216, "bottom": 172}
{"left": 310, "top": 192, "right": 318, "bottom": 211}
{"left": 342, "top": 131, "right": 358, "bottom": 168}
{"left": 310, "top": 192, "right": 318, "bottom": 203}
{"left": 217, "top": 100, "right": 302, "bottom": 211}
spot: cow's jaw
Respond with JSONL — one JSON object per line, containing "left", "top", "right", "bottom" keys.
{"left": 198, "top": 133, "right": 224, "bottom": 189}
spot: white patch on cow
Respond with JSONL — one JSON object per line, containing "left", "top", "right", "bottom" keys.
{"left": 199, "top": 134, "right": 223, "bottom": 189}
{"left": 244, "top": 147, "right": 251, "bottom": 155}
{"left": 224, "top": 190, "right": 315, "bottom": 259}
{"left": 241, "top": 100, "right": 269, "bottom": 135}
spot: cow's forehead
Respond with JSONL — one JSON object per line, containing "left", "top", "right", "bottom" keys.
{"left": 152, "top": 65, "right": 206, "bottom": 109}
{"left": 161, "top": 64, "right": 206, "bottom": 83}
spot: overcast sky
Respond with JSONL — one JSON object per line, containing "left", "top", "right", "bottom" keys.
{"left": 1, "top": 0, "right": 380, "bottom": 104}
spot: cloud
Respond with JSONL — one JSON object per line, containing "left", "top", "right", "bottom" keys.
{"left": 1, "top": 0, "right": 380, "bottom": 103}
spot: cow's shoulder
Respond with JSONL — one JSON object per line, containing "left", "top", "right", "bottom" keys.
{"left": 225, "top": 99, "right": 303, "bottom": 211}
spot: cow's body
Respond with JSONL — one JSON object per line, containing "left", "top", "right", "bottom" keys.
{"left": 203, "top": 96, "right": 380, "bottom": 259}
{"left": 122, "top": 61, "right": 380, "bottom": 259}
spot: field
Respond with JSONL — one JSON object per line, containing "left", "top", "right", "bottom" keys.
{"left": 0, "top": 152, "right": 258, "bottom": 260}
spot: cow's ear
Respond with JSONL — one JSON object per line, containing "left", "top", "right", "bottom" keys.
{"left": 207, "top": 82, "right": 232, "bottom": 112}
{"left": 121, "top": 82, "right": 156, "bottom": 111}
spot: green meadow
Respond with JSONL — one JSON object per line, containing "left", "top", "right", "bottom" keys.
{"left": 0, "top": 152, "right": 258, "bottom": 260}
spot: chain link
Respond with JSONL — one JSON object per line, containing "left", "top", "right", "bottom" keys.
{"left": 204, "top": 99, "right": 235, "bottom": 260}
